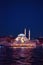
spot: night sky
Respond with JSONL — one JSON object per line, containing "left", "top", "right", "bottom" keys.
{"left": 0, "top": 0, "right": 43, "bottom": 38}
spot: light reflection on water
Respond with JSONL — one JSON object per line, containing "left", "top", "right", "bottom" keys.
{"left": 0, "top": 45, "right": 43, "bottom": 65}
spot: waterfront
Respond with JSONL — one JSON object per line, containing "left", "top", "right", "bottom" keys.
{"left": 0, "top": 45, "right": 43, "bottom": 65}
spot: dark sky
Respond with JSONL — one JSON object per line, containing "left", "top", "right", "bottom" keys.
{"left": 0, "top": 0, "right": 43, "bottom": 38}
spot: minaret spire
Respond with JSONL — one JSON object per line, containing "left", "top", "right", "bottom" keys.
{"left": 24, "top": 28, "right": 26, "bottom": 37}
{"left": 28, "top": 29, "right": 30, "bottom": 40}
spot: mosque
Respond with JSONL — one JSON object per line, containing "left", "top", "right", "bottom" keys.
{"left": 11, "top": 29, "right": 36, "bottom": 48}
{"left": 15, "top": 29, "right": 30, "bottom": 43}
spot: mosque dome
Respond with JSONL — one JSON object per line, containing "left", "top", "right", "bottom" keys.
{"left": 18, "top": 33, "right": 25, "bottom": 37}
{"left": 15, "top": 33, "right": 28, "bottom": 43}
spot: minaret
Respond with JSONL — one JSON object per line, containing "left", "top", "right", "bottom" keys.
{"left": 24, "top": 28, "right": 26, "bottom": 37}
{"left": 28, "top": 29, "right": 30, "bottom": 40}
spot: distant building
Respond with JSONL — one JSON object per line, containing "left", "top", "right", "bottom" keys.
{"left": 15, "top": 33, "right": 28, "bottom": 43}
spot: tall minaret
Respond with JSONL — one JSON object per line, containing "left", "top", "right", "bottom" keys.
{"left": 28, "top": 29, "right": 30, "bottom": 40}
{"left": 24, "top": 28, "right": 26, "bottom": 37}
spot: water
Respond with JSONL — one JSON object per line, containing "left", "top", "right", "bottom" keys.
{"left": 0, "top": 45, "right": 43, "bottom": 65}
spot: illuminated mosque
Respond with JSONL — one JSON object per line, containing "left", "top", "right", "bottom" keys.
{"left": 15, "top": 29, "right": 30, "bottom": 43}
{"left": 11, "top": 29, "right": 36, "bottom": 48}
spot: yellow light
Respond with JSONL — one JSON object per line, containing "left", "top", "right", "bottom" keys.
{"left": 21, "top": 37, "right": 24, "bottom": 43}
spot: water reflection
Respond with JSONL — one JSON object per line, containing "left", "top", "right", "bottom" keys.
{"left": 0, "top": 45, "right": 43, "bottom": 65}
{"left": 32, "top": 46, "right": 43, "bottom": 65}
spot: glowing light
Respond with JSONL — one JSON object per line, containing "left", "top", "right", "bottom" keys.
{"left": 21, "top": 37, "right": 24, "bottom": 43}
{"left": 11, "top": 43, "right": 36, "bottom": 48}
